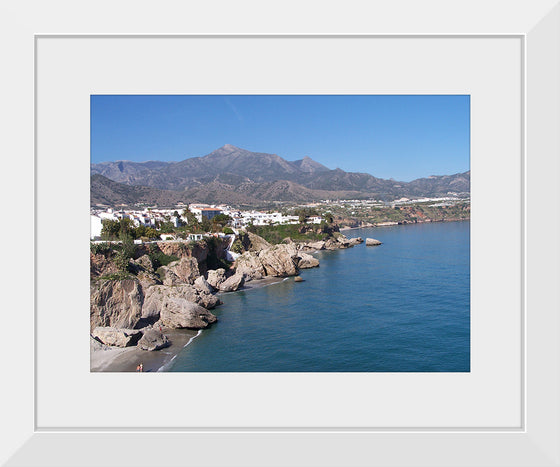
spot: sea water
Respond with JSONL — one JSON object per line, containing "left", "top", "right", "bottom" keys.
{"left": 169, "top": 221, "right": 470, "bottom": 372}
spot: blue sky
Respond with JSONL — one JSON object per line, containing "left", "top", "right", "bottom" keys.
{"left": 91, "top": 95, "right": 469, "bottom": 182}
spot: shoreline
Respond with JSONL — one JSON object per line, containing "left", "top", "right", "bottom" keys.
{"left": 91, "top": 220, "right": 467, "bottom": 372}
{"left": 340, "top": 218, "right": 469, "bottom": 231}
{"left": 91, "top": 328, "right": 200, "bottom": 372}
{"left": 91, "top": 276, "right": 292, "bottom": 372}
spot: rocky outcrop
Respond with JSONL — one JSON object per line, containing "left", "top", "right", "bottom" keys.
{"left": 138, "top": 328, "right": 170, "bottom": 351}
{"left": 298, "top": 234, "right": 362, "bottom": 252}
{"left": 129, "top": 255, "right": 161, "bottom": 286}
{"left": 158, "top": 298, "right": 217, "bottom": 329}
{"left": 366, "top": 238, "right": 382, "bottom": 246}
{"left": 218, "top": 272, "right": 245, "bottom": 292}
{"left": 234, "top": 253, "right": 266, "bottom": 281}
{"left": 194, "top": 275, "right": 213, "bottom": 294}
{"left": 142, "top": 284, "right": 221, "bottom": 323}
{"left": 294, "top": 276, "right": 304, "bottom": 282}
{"left": 348, "top": 237, "right": 364, "bottom": 246}
{"left": 296, "top": 252, "right": 320, "bottom": 269}
{"left": 206, "top": 268, "right": 227, "bottom": 289}
{"left": 160, "top": 257, "right": 200, "bottom": 286}
{"left": 307, "top": 240, "right": 326, "bottom": 251}
{"left": 90, "top": 252, "right": 120, "bottom": 278}
{"left": 91, "top": 326, "right": 142, "bottom": 347}
{"left": 234, "top": 243, "right": 315, "bottom": 280}
{"left": 90, "top": 279, "right": 144, "bottom": 331}
{"left": 322, "top": 235, "right": 351, "bottom": 250}
{"left": 258, "top": 243, "right": 299, "bottom": 276}
{"left": 131, "top": 254, "right": 154, "bottom": 272}
{"left": 239, "top": 232, "right": 272, "bottom": 252}
{"left": 146, "top": 241, "right": 208, "bottom": 264}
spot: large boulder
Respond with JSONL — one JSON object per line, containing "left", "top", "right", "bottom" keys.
{"left": 160, "top": 257, "right": 200, "bottom": 286}
{"left": 90, "top": 279, "right": 144, "bottom": 331}
{"left": 307, "top": 241, "right": 326, "bottom": 251}
{"left": 239, "top": 232, "right": 272, "bottom": 252}
{"left": 206, "top": 268, "right": 227, "bottom": 289}
{"left": 142, "top": 284, "right": 221, "bottom": 324}
{"left": 91, "top": 326, "right": 142, "bottom": 347}
{"left": 138, "top": 328, "right": 170, "bottom": 351}
{"left": 129, "top": 255, "right": 161, "bottom": 286}
{"left": 194, "top": 275, "right": 213, "bottom": 294}
{"left": 348, "top": 237, "right": 364, "bottom": 246}
{"left": 218, "top": 272, "right": 245, "bottom": 292}
{"left": 323, "top": 235, "right": 351, "bottom": 250}
{"left": 366, "top": 238, "right": 382, "bottom": 246}
{"left": 159, "top": 298, "right": 217, "bottom": 329}
{"left": 234, "top": 253, "right": 266, "bottom": 281}
{"left": 234, "top": 243, "right": 320, "bottom": 279}
{"left": 296, "top": 252, "right": 320, "bottom": 269}
{"left": 335, "top": 234, "right": 351, "bottom": 248}
{"left": 257, "top": 243, "right": 299, "bottom": 277}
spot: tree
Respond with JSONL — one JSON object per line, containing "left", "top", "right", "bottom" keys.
{"left": 212, "top": 213, "right": 232, "bottom": 225}
{"left": 100, "top": 219, "right": 120, "bottom": 240}
{"left": 159, "top": 221, "right": 175, "bottom": 233}
{"left": 231, "top": 239, "right": 244, "bottom": 254}
{"left": 200, "top": 216, "right": 212, "bottom": 233}
{"left": 135, "top": 224, "right": 159, "bottom": 239}
{"left": 182, "top": 206, "right": 199, "bottom": 226}
{"left": 114, "top": 234, "right": 135, "bottom": 272}
{"left": 144, "top": 227, "right": 159, "bottom": 239}
{"left": 324, "top": 212, "right": 334, "bottom": 224}
{"left": 101, "top": 218, "right": 136, "bottom": 240}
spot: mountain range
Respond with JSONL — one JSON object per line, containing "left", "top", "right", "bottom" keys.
{"left": 91, "top": 144, "right": 470, "bottom": 206}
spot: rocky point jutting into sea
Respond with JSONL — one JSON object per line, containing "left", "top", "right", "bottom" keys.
{"left": 90, "top": 227, "right": 373, "bottom": 371}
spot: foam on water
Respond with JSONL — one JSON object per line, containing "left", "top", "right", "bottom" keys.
{"left": 157, "top": 329, "right": 203, "bottom": 371}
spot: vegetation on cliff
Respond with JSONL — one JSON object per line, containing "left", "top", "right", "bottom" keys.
{"left": 246, "top": 220, "right": 338, "bottom": 245}
{"left": 90, "top": 237, "right": 229, "bottom": 282}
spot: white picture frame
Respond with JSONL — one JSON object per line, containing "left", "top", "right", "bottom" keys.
{"left": 2, "top": 1, "right": 559, "bottom": 465}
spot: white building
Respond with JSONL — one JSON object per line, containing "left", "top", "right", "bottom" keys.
{"left": 90, "top": 215, "right": 103, "bottom": 240}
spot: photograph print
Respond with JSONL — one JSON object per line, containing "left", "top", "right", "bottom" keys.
{"left": 89, "top": 95, "right": 470, "bottom": 373}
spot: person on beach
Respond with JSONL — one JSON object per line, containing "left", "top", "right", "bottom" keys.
{"left": 139, "top": 363, "right": 143, "bottom": 372}
{"left": 136, "top": 364, "right": 140, "bottom": 372}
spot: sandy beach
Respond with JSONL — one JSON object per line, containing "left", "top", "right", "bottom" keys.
{"left": 90, "top": 328, "right": 199, "bottom": 372}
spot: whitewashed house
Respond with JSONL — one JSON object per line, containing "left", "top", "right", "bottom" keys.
{"left": 90, "top": 215, "right": 103, "bottom": 240}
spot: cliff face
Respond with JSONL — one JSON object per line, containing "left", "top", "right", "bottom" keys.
{"left": 135, "top": 237, "right": 229, "bottom": 275}
{"left": 90, "top": 238, "right": 230, "bottom": 347}
{"left": 90, "top": 232, "right": 350, "bottom": 352}
{"left": 90, "top": 279, "right": 145, "bottom": 330}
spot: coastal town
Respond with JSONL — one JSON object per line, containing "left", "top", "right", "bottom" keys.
{"left": 90, "top": 194, "right": 470, "bottom": 242}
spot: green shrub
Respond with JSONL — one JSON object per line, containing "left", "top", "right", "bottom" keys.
{"left": 114, "top": 235, "right": 136, "bottom": 272}
{"left": 247, "top": 224, "right": 325, "bottom": 244}
{"left": 90, "top": 242, "right": 113, "bottom": 255}
{"left": 231, "top": 239, "right": 244, "bottom": 254}
{"left": 98, "top": 271, "right": 135, "bottom": 281}
{"left": 146, "top": 245, "right": 179, "bottom": 269}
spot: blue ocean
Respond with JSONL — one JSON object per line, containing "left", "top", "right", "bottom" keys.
{"left": 169, "top": 221, "right": 470, "bottom": 372}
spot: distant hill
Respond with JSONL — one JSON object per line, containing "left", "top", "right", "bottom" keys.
{"left": 90, "top": 160, "right": 172, "bottom": 185}
{"left": 91, "top": 174, "right": 186, "bottom": 206}
{"left": 91, "top": 144, "right": 470, "bottom": 206}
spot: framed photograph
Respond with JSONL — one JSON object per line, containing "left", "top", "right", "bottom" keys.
{"left": 2, "top": 1, "right": 559, "bottom": 465}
